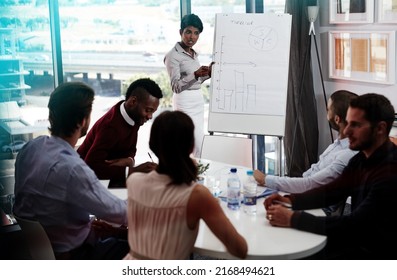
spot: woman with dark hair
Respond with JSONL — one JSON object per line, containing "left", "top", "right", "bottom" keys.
{"left": 164, "top": 13, "right": 214, "bottom": 158}
{"left": 124, "top": 111, "right": 247, "bottom": 260}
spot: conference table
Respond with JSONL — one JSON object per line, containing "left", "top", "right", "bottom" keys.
{"left": 103, "top": 159, "right": 327, "bottom": 260}
{"left": 194, "top": 201, "right": 326, "bottom": 260}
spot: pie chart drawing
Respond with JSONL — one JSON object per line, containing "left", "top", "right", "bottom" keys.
{"left": 248, "top": 26, "right": 278, "bottom": 51}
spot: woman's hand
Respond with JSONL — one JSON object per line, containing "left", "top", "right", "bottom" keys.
{"left": 194, "top": 66, "right": 210, "bottom": 79}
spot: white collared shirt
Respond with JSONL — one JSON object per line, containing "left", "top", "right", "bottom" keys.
{"left": 120, "top": 101, "right": 135, "bottom": 126}
{"left": 164, "top": 42, "right": 209, "bottom": 93}
{"left": 266, "top": 137, "right": 358, "bottom": 193}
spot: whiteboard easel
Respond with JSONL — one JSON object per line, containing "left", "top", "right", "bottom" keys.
{"left": 208, "top": 13, "right": 292, "bottom": 137}
{"left": 208, "top": 13, "right": 292, "bottom": 174}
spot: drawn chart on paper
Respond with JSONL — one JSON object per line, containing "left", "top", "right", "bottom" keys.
{"left": 208, "top": 14, "right": 291, "bottom": 136}
{"left": 208, "top": 13, "right": 292, "bottom": 136}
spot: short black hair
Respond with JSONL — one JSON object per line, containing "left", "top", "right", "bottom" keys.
{"left": 125, "top": 78, "right": 163, "bottom": 100}
{"left": 330, "top": 90, "right": 358, "bottom": 124}
{"left": 180, "top": 13, "right": 203, "bottom": 33}
{"left": 350, "top": 93, "right": 395, "bottom": 134}
{"left": 48, "top": 82, "right": 94, "bottom": 137}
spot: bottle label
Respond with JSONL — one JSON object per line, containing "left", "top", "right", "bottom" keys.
{"left": 227, "top": 180, "right": 241, "bottom": 210}
{"left": 228, "top": 181, "right": 240, "bottom": 188}
{"left": 243, "top": 195, "right": 257, "bottom": 206}
{"left": 227, "top": 188, "right": 240, "bottom": 199}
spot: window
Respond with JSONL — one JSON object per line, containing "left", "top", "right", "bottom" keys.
{"left": 0, "top": 0, "right": 286, "bottom": 173}
{"left": 58, "top": 1, "right": 180, "bottom": 150}
{"left": 0, "top": 1, "right": 53, "bottom": 158}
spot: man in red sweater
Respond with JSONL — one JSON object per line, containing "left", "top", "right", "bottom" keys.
{"left": 77, "top": 78, "right": 163, "bottom": 188}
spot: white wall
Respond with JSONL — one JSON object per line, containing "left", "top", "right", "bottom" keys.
{"left": 312, "top": 0, "right": 397, "bottom": 155}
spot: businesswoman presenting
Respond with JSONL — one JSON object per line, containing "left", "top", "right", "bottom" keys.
{"left": 164, "top": 13, "right": 214, "bottom": 158}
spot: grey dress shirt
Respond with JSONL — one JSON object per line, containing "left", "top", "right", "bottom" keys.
{"left": 164, "top": 42, "right": 209, "bottom": 93}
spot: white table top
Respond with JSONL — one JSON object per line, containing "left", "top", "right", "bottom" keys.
{"left": 194, "top": 198, "right": 326, "bottom": 260}
{"left": 103, "top": 159, "right": 327, "bottom": 260}
{"left": 194, "top": 159, "right": 326, "bottom": 260}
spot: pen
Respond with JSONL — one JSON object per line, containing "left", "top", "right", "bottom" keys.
{"left": 273, "top": 200, "right": 292, "bottom": 208}
{"left": 148, "top": 152, "right": 154, "bottom": 162}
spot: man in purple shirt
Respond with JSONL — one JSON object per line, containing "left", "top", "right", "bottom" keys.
{"left": 14, "top": 82, "right": 128, "bottom": 259}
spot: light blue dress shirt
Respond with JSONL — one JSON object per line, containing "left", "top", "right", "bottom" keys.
{"left": 266, "top": 137, "right": 358, "bottom": 193}
{"left": 13, "top": 135, "right": 127, "bottom": 253}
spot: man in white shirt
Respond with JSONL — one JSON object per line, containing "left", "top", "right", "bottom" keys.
{"left": 254, "top": 90, "right": 358, "bottom": 198}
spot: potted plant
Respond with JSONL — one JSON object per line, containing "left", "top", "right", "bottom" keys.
{"left": 196, "top": 161, "right": 210, "bottom": 184}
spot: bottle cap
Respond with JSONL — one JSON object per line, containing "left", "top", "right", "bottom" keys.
{"left": 246, "top": 170, "right": 253, "bottom": 175}
{"left": 230, "top": 168, "right": 237, "bottom": 173}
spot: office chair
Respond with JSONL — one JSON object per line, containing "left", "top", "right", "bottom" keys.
{"left": 0, "top": 174, "right": 15, "bottom": 197}
{"left": 14, "top": 215, "right": 56, "bottom": 260}
{"left": 200, "top": 135, "right": 253, "bottom": 169}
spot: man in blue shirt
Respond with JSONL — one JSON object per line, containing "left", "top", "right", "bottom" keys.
{"left": 13, "top": 82, "right": 128, "bottom": 259}
{"left": 254, "top": 90, "right": 358, "bottom": 195}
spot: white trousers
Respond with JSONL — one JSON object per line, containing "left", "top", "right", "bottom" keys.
{"left": 173, "top": 88, "right": 204, "bottom": 158}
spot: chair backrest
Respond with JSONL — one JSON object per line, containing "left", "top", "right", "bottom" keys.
{"left": 200, "top": 135, "right": 253, "bottom": 168}
{"left": 0, "top": 174, "right": 15, "bottom": 196}
{"left": 0, "top": 193, "right": 15, "bottom": 215}
{"left": 14, "top": 215, "right": 56, "bottom": 260}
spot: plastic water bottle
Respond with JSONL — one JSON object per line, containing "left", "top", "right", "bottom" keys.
{"left": 243, "top": 170, "right": 257, "bottom": 215}
{"left": 227, "top": 168, "right": 241, "bottom": 210}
